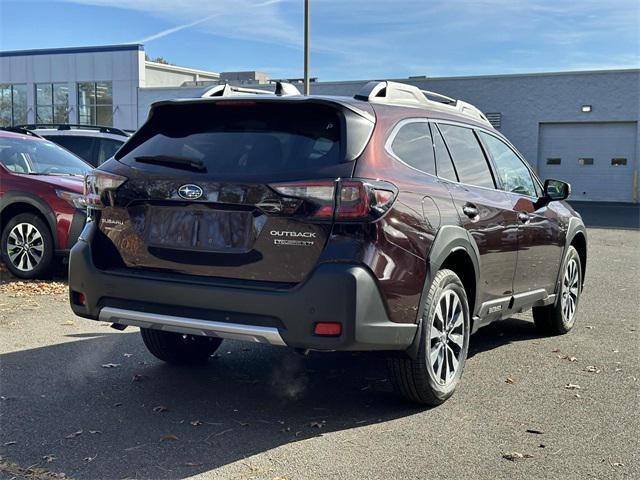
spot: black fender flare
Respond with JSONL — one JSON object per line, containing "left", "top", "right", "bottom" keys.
{"left": 405, "top": 225, "right": 480, "bottom": 358}
{"left": 553, "top": 216, "right": 587, "bottom": 295}
{"left": 0, "top": 192, "right": 59, "bottom": 249}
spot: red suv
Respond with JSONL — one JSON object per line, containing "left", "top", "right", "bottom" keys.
{"left": 69, "top": 82, "right": 587, "bottom": 405}
{"left": 0, "top": 129, "right": 91, "bottom": 278}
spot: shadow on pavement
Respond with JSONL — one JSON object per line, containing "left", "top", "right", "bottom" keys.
{"left": 0, "top": 315, "right": 541, "bottom": 479}
{"left": 0, "top": 332, "right": 418, "bottom": 479}
{"left": 569, "top": 201, "right": 639, "bottom": 229}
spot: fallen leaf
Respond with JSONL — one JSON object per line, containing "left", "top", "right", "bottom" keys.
{"left": 161, "top": 434, "right": 178, "bottom": 442}
{"left": 564, "top": 383, "right": 581, "bottom": 390}
{"left": 65, "top": 430, "right": 83, "bottom": 439}
{"left": 153, "top": 405, "right": 169, "bottom": 413}
{"left": 101, "top": 363, "right": 120, "bottom": 368}
{"left": 502, "top": 452, "right": 534, "bottom": 461}
{"left": 525, "top": 429, "right": 544, "bottom": 435}
{"left": 505, "top": 377, "right": 515, "bottom": 384}
{"left": 190, "top": 420, "right": 203, "bottom": 427}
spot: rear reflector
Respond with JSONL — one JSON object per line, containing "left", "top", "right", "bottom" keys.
{"left": 72, "top": 291, "right": 86, "bottom": 306}
{"left": 314, "top": 322, "right": 342, "bottom": 336}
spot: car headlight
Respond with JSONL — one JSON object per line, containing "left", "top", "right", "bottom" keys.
{"left": 56, "top": 189, "right": 87, "bottom": 210}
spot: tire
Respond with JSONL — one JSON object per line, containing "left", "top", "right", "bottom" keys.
{"left": 140, "top": 328, "right": 222, "bottom": 365}
{"left": 533, "top": 245, "right": 582, "bottom": 335}
{"left": 1, "top": 213, "right": 54, "bottom": 279}
{"left": 388, "top": 269, "right": 471, "bottom": 406}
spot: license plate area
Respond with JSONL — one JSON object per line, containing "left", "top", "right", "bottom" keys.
{"left": 142, "top": 206, "right": 255, "bottom": 253}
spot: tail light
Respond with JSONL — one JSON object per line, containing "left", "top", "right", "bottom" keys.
{"left": 269, "top": 179, "right": 397, "bottom": 221}
{"left": 84, "top": 170, "right": 127, "bottom": 210}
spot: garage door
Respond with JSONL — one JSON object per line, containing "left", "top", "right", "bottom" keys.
{"left": 538, "top": 122, "right": 637, "bottom": 202}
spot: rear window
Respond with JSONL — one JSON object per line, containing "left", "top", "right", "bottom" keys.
{"left": 117, "top": 102, "right": 345, "bottom": 178}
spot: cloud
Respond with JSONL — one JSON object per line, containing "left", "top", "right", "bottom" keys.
{"left": 134, "top": 14, "right": 221, "bottom": 43}
{"left": 57, "top": 0, "right": 639, "bottom": 79}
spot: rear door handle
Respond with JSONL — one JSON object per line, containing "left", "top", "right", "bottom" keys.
{"left": 462, "top": 204, "right": 479, "bottom": 218}
{"left": 518, "top": 212, "right": 530, "bottom": 223}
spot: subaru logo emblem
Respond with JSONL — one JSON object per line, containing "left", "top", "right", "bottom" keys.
{"left": 177, "top": 184, "right": 203, "bottom": 200}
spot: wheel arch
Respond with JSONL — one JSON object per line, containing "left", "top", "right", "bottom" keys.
{"left": 405, "top": 226, "right": 480, "bottom": 359}
{"left": 0, "top": 193, "right": 58, "bottom": 249}
{"left": 562, "top": 217, "right": 587, "bottom": 290}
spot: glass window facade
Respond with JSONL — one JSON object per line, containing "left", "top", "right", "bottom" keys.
{"left": 78, "top": 82, "right": 113, "bottom": 126}
{"left": 0, "top": 84, "right": 27, "bottom": 126}
{"left": 36, "top": 83, "right": 69, "bottom": 123}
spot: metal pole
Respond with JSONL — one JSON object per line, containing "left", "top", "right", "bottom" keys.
{"left": 304, "top": 0, "right": 310, "bottom": 95}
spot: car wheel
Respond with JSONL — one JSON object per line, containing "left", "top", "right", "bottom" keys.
{"left": 388, "top": 269, "right": 470, "bottom": 405}
{"left": 533, "top": 245, "right": 582, "bottom": 335}
{"left": 140, "top": 328, "right": 223, "bottom": 365}
{"left": 1, "top": 213, "right": 54, "bottom": 279}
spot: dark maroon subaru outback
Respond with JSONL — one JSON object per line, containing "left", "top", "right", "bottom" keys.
{"left": 69, "top": 81, "right": 587, "bottom": 405}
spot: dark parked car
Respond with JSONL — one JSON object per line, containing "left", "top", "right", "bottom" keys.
{"left": 69, "top": 81, "right": 587, "bottom": 405}
{"left": 17, "top": 124, "right": 130, "bottom": 167}
{"left": 0, "top": 129, "right": 91, "bottom": 278}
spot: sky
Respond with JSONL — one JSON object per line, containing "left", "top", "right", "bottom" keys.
{"left": 0, "top": 0, "right": 638, "bottom": 80}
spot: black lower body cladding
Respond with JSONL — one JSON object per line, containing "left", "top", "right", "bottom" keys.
{"left": 69, "top": 222, "right": 416, "bottom": 351}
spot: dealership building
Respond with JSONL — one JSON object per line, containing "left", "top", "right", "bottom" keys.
{"left": 1, "top": 43, "right": 638, "bottom": 203}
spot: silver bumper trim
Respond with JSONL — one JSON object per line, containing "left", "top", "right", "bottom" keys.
{"left": 98, "top": 307, "right": 286, "bottom": 346}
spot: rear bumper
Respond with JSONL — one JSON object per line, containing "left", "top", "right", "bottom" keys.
{"left": 69, "top": 222, "right": 417, "bottom": 351}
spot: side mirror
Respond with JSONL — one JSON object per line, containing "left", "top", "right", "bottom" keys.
{"left": 543, "top": 179, "right": 571, "bottom": 201}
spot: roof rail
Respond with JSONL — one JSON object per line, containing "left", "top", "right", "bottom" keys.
{"left": 200, "top": 81, "right": 301, "bottom": 98}
{"left": 15, "top": 123, "right": 130, "bottom": 137}
{"left": 354, "top": 81, "right": 492, "bottom": 127}
{"left": 0, "top": 126, "right": 43, "bottom": 138}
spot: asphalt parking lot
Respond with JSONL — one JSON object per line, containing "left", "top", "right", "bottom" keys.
{"left": 0, "top": 225, "right": 638, "bottom": 480}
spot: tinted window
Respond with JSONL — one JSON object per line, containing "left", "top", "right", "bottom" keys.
{"left": 479, "top": 132, "right": 536, "bottom": 197}
{"left": 389, "top": 121, "right": 435, "bottom": 174}
{"left": 97, "top": 138, "right": 124, "bottom": 165}
{"left": 432, "top": 124, "right": 458, "bottom": 182}
{"left": 118, "top": 102, "right": 343, "bottom": 178}
{"left": 439, "top": 124, "right": 495, "bottom": 189}
{"left": 47, "top": 135, "right": 95, "bottom": 164}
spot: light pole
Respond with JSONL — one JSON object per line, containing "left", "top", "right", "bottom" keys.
{"left": 304, "top": 0, "right": 310, "bottom": 95}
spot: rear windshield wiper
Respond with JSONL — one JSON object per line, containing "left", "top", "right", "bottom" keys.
{"left": 134, "top": 155, "right": 207, "bottom": 172}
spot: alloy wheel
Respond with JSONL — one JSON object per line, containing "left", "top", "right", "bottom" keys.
{"left": 561, "top": 258, "right": 580, "bottom": 324}
{"left": 428, "top": 289, "right": 465, "bottom": 386}
{"left": 6, "top": 222, "right": 45, "bottom": 272}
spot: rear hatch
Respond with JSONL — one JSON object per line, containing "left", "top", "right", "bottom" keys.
{"left": 93, "top": 98, "right": 375, "bottom": 283}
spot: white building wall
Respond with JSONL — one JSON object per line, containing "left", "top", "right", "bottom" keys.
{"left": 0, "top": 46, "right": 142, "bottom": 130}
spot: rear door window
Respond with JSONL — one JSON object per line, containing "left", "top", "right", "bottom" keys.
{"left": 117, "top": 102, "right": 345, "bottom": 179}
{"left": 432, "top": 124, "right": 458, "bottom": 182}
{"left": 388, "top": 120, "right": 435, "bottom": 175}
{"left": 438, "top": 124, "right": 495, "bottom": 189}
{"left": 97, "top": 138, "right": 123, "bottom": 165}
{"left": 47, "top": 135, "right": 96, "bottom": 165}
{"left": 478, "top": 132, "right": 537, "bottom": 197}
